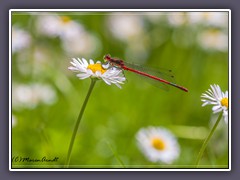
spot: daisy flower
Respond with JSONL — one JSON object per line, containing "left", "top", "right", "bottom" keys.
{"left": 68, "top": 58, "right": 126, "bottom": 88}
{"left": 187, "top": 12, "right": 228, "bottom": 28}
{"left": 36, "top": 15, "right": 84, "bottom": 40}
{"left": 197, "top": 29, "right": 228, "bottom": 52}
{"left": 201, "top": 84, "right": 228, "bottom": 123}
{"left": 167, "top": 12, "right": 187, "bottom": 27}
{"left": 36, "top": 14, "right": 100, "bottom": 56}
{"left": 12, "top": 26, "right": 31, "bottom": 53}
{"left": 12, "top": 83, "right": 57, "bottom": 109}
{"left": 136, "top": 126, "right": 180, "bottom": 164}
{"left": 106, "top": 13, "right": 145, "bottom": 42}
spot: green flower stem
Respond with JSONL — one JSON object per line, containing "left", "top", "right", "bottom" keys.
{"left": 107, "top": 142, "right": 126, "bottom": 168}
{"left": 196, "top": 112, "right": 223, "bottom": 167}
{"left": 65, "top": 79, "right": 96, "bottom": 168}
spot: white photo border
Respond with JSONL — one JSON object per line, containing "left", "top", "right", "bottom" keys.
{"left": 9, "top": 9, "right": 231, "bottom": 171}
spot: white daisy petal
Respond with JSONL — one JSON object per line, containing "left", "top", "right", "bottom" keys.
{"left": 68, "top": 66, "right": 78, "bottom": 71}
{"left": 202, "top": 101, "right": 210, "bottom": 106}
{"left": 89, "top": 59, "right": 94, "bottom": 64}
{"left": 212, "top": 107, "right": 222, "bottom": 114}
{"left": 201, "top": 95, "right": 217, "bottom": 102}
{"left": 201, "top": 84, "right": 228, "bottom": 124}
{"left": 77, "top": 73, "right": 91, "bottom": 79}
{"left": 223, "top": 110, "right": 228, "bottom": 123}
{"left": 114, "top": 82, "right": 122, "bottom": 89}
{"left": 223, "top": 115, "right": 228, "bottom": 123}
{"left": 95, "top": 71, "right": 101, "bottom": 77}
{"left": 101, "top": 78, "right": 111, "bottom": 85}
{"left": 212, "top": 105, "right": 221, "bottom": 111}
{"left": 225, "top": 91, "right": 228, "bottom": 97}
{"left": 214, "top": 84, "right": 223, "bottom": 100}
{"left": 82, "top": 58, "right": 89, "bottom": 67}
{"left": 70, "top": 59, "right": 77, "bottom": 66}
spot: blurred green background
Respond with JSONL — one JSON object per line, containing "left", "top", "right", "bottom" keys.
{"left": 11, "top": 11, "right": 229, "bottom": 168}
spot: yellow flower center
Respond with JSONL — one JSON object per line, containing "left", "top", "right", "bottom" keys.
{"left": 151, "top": 137, "right": 165, "bottom": 151}
{"left": 60, "top": 16, "right": 71, "bottom": 24}
{"left": 87, "top": 63, "right": 106, "bottom": 74}
{"left": 221, "top": 97, "right": 228, "bottom": 108}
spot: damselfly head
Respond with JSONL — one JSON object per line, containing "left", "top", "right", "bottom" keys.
{"left": 103, "top": 54, "right": 111, "bottom": 62}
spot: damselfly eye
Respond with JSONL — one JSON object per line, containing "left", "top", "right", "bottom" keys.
{"left": 102, "top": 62, "right": 110, "bottom": 69}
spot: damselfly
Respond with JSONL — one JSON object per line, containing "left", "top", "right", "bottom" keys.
{"left": 103, "top": 54, "right": 188, "bottom": 92}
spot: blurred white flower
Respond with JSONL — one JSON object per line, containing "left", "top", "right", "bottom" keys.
{"left": 201, "top": 84, "right": 228, "bottom": 123}
{"left": 106, "top": 14, "right": 145, "bottom": 42}
{"left": 106, "top": 13, "right": 150, "bottom": 62}
{"left": 36, "top": 15, "right": 84, "bottom": 39}
{"left": 187, "top": 12, "right": 228, "bottom": 28}
{"left": 68, "top": 58, "right": 126, "bottom": 88}
{"left": 167, "top": 12, "right": 187, "bottom": 27}
{"left": 197, "top": 29, "right": 228, "bottom": 52}
{"left": 136, "top": 126, "right": 180, "bottom": 164}
{"left": 62, "top": 31, "right": 101, "bottom": 56}
{"left": 36, "top": 15, "right": 60, "bottom": 37}
{"left": 36, "top": 14, "right": 100, "bottom": 56}
{"left": 12, "top": 26, "right": 31, "bottom": 53}
{"left": 12, "top": 83, "right": 57, "bottom": 109}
